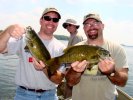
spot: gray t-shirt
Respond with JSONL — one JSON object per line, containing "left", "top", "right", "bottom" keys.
{"left": 67, "top": 34, "right": 83, "bottom": 47}
{"left": 72, "top": 40, "right": 128, "bottom": 100}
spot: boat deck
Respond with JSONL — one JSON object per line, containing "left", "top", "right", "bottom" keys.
{"left": 117, "top": 88, "right": 133, "bottom": 100}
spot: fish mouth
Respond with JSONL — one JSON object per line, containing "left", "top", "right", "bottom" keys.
{"left": 98, "top": 53, "right": 111, "bottom": 60}
{"left": 25, "top": 26, "right": 33, "bottom": 40}
{"left": 25, "top": 32, "right": 32, "bottom": 41}
{"left": 25, "top": 35, "right": 31, "bottom": 40}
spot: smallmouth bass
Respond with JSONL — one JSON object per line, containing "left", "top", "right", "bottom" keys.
{"left": 25, "top": 26, "right": 51, "bottom": 62}
{"left": 46, "top": 44, "right": 111, "bottom": 75}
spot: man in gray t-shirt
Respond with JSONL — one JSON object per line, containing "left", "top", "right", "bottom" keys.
{"left": 62, "top": 18, "right": 83, "bottom": 47}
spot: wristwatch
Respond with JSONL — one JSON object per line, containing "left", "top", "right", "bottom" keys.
{"left": 110, "top": 70, "right": 116, "bottom": 77}
{"left": 110, "top": 72, "right": 115, "bottom": 77}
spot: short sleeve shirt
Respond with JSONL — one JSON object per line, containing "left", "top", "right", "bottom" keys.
{"left": 7, "top": 36, "right": 66, "bottom": 90}
{"left": 72, "top": 40, "right": 128, "bottom": 100}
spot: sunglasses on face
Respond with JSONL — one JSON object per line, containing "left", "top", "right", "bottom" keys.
{"left": 66, "top": 24, "right": 72, "bottom": 27}
{"left": 43, "top": 16, "right": 59, "bottom": 23}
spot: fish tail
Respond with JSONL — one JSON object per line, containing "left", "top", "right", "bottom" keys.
{"left": 46, "top": 57, "right": 60, "bottom": 76}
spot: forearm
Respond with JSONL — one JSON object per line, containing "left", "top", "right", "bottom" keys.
{"left": 65, "top": 60, "right": 87, "bottom": 86}
{"left": 107, "top": 68, "right": 128, "bottom": 87}
{"left": 65, "top": 68, "right": 82, "bottom": 86}
{"left": 0, "top": 29, "right": 10, "bottom": 53}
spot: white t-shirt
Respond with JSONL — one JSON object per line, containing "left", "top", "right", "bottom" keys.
{"left": 72, "top": 40, "right": 128, "bottom": 100}
{"left": 7, "top": 36, "right": 66, "bottom": 90}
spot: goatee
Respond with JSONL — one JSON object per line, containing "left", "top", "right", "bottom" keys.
{"left": 88, "top": 34, "right": 98, "bottom": 40}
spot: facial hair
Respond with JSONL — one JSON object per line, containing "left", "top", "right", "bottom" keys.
{"left": 88, "top": 34, "right": 98, "bottom": 39}
{"left": 87, "top": 30, "right": 98, "bottom": 40}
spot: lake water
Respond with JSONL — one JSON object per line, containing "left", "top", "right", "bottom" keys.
{"left": 0, "top": 44, "right": 133, "bottom": 100}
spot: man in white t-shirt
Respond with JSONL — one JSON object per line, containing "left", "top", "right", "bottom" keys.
{"left": 65, "top": 13, "right": 129, "bottom": 100}
{"left": 0, "top": 7, "right": 66, "bottom": 100}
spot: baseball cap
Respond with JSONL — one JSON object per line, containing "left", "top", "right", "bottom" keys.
{"left": 41, "top": 7, "right": 61, "bottom": 19}
{"left": 83, "top": 13, "right": 102, "bottom": 24}
{"left": 62, "top": 19, "right": 80, "bottom": 29}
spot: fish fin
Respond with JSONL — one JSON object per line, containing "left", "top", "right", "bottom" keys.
{"left": 46, "top": 57, "right": 60, "bottom": 75}
{"left": 63, "top": 46, "right": 71, "bottom": 53}
{"left": 57, "top": 81, "right": 72, "bottom": 99}
{"left": 47, "top": 69, "right": 52, "bottom": 78}
{"left": 64, "top": 63, "right": 71, "bottom": 69}
{"left": 63, "top": 45, "right": 79, "bottom": 53}
{"left": 87, "top": 63, "right": 95, "bottom": 70}
{"left": 24, "top": 45, "right": 30, "bottom": 52}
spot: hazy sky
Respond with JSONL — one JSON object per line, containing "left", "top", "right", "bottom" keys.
{"left": 0, "top": 0, "right": 133, "bottom": 45}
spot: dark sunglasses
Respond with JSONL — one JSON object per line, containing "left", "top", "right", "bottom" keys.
{"left": 66, "top": 24, "right": 72, "bottom": 27}
{"left": 43, "top": 16, "right": 59, "bottom": 23}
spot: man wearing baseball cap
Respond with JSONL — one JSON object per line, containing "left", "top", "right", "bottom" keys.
{"left": 62, "top": 18, "right": 83, "bottom": 47}
{"left": 0, "top": 7, "right": 66, "bottom": 100}
{"left": 32, "top": 7, "right": 67, "bottom": 100}
{"left": 83, "top": 13, "right": 102, "bottom": 24}
{"left": 66, "top": 13, "right": 129, "bottom": 100}
{"left": 41, "top": 7, "right": 61, "bottom": 19}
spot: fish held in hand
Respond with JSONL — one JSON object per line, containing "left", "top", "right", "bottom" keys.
{"left": 50, "top": 45, "right": 111, "bottom": 99}
{"left": 46, "top": 45, "right": 111, "bottom": 77}
{"left": 24, "top": 26, "right": 65, "bottom": 84}
{"left": 24, "top": 26, "right": 111, "bottom": 84}
{"left": 24, "top": 26, "right": 51, "bottom": 62}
